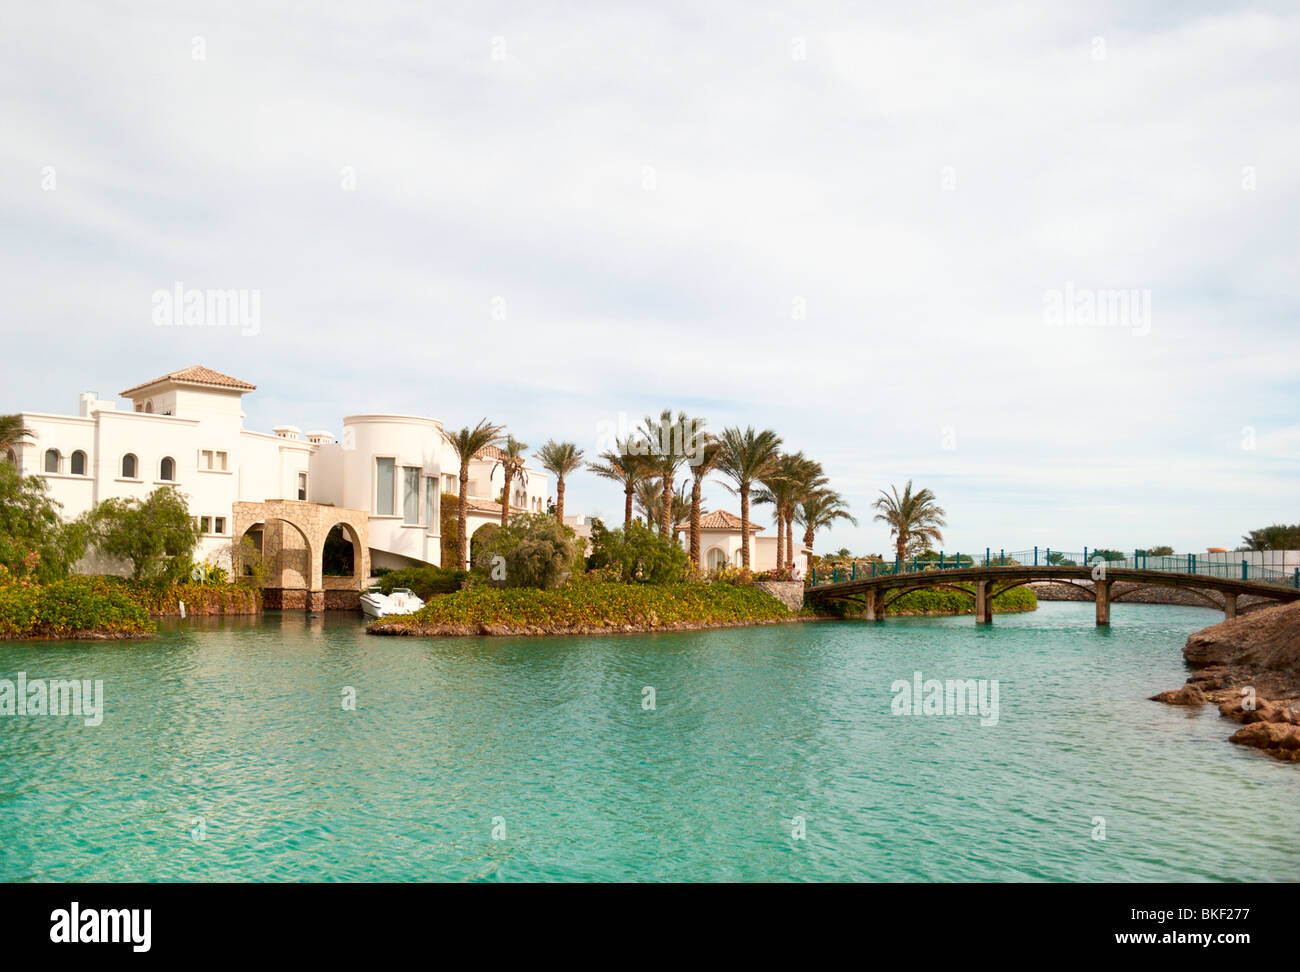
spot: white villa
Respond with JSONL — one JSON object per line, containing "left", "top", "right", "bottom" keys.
{"left": 8, "top": 366, "right": 552, "bottom": 608}
{"left": 693, "top": 510, "right": 808, "bottom": 575}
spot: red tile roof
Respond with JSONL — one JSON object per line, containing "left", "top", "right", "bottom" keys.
{"left": 120, "top": 366, "right": 257, "bottom": 397}
{"left": 696, "top": 510, "right": 763, "bottom": 531}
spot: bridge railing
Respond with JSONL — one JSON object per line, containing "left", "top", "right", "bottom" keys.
{"left": 808, "top": 547, "right": 1300, "bottom": 589}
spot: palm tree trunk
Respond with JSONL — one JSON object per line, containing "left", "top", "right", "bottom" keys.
{"left": 895, "top": 537, "right": 906, "bottom": 569}
{"left": 689, "top": 478, "right": 702, "bottom": 567}
{"left": 739, "top": 484, "right": 751, "bottom": 568}
{"left": 659, "top": 471, "right": 673, "bottom": 538}
{"left": 623, "top": 484, "right": 633, "bottom": 532}
{"left": 785, "top": 514, "right": 794, "bottom": 568}
{"left": 803, "top": 526, "right": 814, "bottom": 575}
{"left": 774, "top": 510, "right": 784, "bottom": 572}
{"left": 555, "top": 479, "right": 565, "bottom": 523}
{"left": 458, "top": 472, "right": 470, "bottom": 569}
{"left": 501, "top": 469, "right": 512, "bottom": 527}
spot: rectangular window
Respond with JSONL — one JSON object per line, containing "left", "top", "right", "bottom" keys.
{"left": 217, "top": 451, "right": 228, "bottom": 471}
{"left": 375, "top": 458, "right": 395, "bottom": 515}
{"left": 214, "top": 517, "right": 225, "bottom": 535}
{"left": 200, "top": 516, "right": 211, "bottom": 534}
{"left": 403, "top": 467, "right": 420, "bottom": 524}
{"left": 425, "top": 478, "right": 435, "bottom": 530}
{"left": 297, "top": 472, "right": 307, "bottom": 501}
{"left": 443, "top": 474, "right": 456, "bottom": 493}
{"left": 201, "top": 450, "right": 213, "bottom": 470}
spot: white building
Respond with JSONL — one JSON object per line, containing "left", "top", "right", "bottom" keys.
{"left": 9, "top": 366, "right": 551, "bottom": 602}
{"left": 692, "top": 509, "right": 809, "bottom": 573}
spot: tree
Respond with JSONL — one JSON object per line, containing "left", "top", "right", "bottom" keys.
{"left": 633, "top": 477, "right": 662, "bottom": 530}
{"left": 472, "top": 513, "right": 579, "bottom": 589}
{"left": 716, "top": 426, "right": 782, "bottom": 568}
{"left": 669, "top": 481, "right": 692, "bottom": 542}
{"left": 535, "top": 440, "right": 585, "bottom": 524}
{"left": 445, "top": 419, "right": 504, "bottom": 569}
{"left": 1240, "top": 524, "right": 1300, "bottom": 551}
{"left": 795, "top": 490, "right": 856, "bottom": 574}
{"left": 756, "top": 452, "right": 824, "bottom": 571}
{"left": 686, "top": 436, "right": 723, "bottom": 568}
{"left": 638, "top": 410, "right": 702, "bottom": 538}
{"left": 1138, "top": 545, "right": 1174, "bottom": 557}
{"left": 587, "top": 441, "right": 650, "bottom": 532}
{"left": 587, "top": 521, "right": 688, "bottom": 584}
{"left": 83, "top": 486, "right": 200, "bottom": 582}
{"left": 872, "top": 481, "right": 946, "bottom": 568}
{"left": 493, "top": 435, "right": 529, "bottom": 527}
{"left": 0, "top": 461, "right": 85, "bottom": 582}
{"left": 0, "top": 415, "right": 34, "bottom": 461}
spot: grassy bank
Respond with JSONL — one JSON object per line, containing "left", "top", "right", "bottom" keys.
{"left": 828, "top": 583, "right": 1038, "bottom": 618}
{"left": 369, "top": 580, "right": 793, "bottom": 636}
{"left": 0, "top": 575, "right": 261, "bottom": 640}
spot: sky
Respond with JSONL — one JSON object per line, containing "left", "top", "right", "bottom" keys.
{"left": 2, "top": 0, "right": 1298, "bottom": 556}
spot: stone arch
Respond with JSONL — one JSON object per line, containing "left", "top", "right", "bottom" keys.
{"left": 232, "top": 500, "right": 371, "bottom": 612}
{"left": 878, "top": 582, "right": 975, "bottom": 613}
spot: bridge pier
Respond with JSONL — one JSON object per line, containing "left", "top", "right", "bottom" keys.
{"left": 1095, "top": 579, "right": 1110, "bottom": 626}
{"left": 863, "top": 588, "right": 878, "bottom": 622}
{"left": 975, "top": 580, "right": 993, "bottom": 624}
{"left": 1224, "top": 592, "right": 1237, "bottom": 620}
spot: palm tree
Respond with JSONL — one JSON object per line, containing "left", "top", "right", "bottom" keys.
{"left": 638, "top": 409, "right": 701, "bottom": 538}
{"left": 670, "top": 482, "right": 693, "bottom": 543}
{"left": 492, "top": 435, "right": 529, "bottom": 527}
{"left": 587, "top": 442, "right": 650, "bottom": 531}
{"left": 686, "top": 436, "right": 724, "bottom": 567}
{"left": 535, "top": 440, "right": 585, "bottom": 523}
{"left": 872, "top": 481, "right": 946, "bottom": 568}
{"left": 0, "top": 415, "right": 33, "bottom": 462}
{"left": 633, "top": 477, "right": 663, "bottom": 530}
{"left": 716, "top": 426, "right": 782, "bottom": 569}
{"left": 755, "top": 453, "right": 824, "bottom": 572}
{"left": 795, "top": 490, "right": 857, "bottom": 574}
{"left": 445, "top": 419, "right": 504, "bottom": 568}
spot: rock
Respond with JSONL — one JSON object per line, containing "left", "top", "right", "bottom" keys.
{"left": 1184, "top": 600, "right": 1300, "bottom": 674}
{"left": 1229, "top": 722, "right": 1300, "bottom": 751}
{"left": 1187, "top": 669, "right": 1227, "bottom": 690}
{"left": 1149, "top": 684, "right": 1207, "bottom": 706}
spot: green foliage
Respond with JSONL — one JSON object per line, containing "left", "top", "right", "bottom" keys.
{"left": 831, "top": 583, "right": 1037, "bottom": 618}
{"left": 439, "top": 492, "right": 461, "bottom": 567}
{"left": 377, "top": 565, "right": 469, "bottom": 599}
{"left": 587, "top": 520, "right": 688, "bottom": 583}
{"left": 371, "top": 580, "right": 789, "bottom": 631}
{"left": 0, "top": 576, "right": 154, "bottom": 639}
{"left": 1046, "top": 551, "right": 1078, "bottom": 565}
{"left": 1089, "top": 548, "right": 1126, "bottom": 562}
{"left": 1239, "top": 524, "right": 1300, "bottom": 551}
{"left": 82, "top": 487, "right": 200, "bottom": 582}
{"left": 0, "top": 461, "right": 86, "bottom": 582}
{"left": 472, "top": 513, "right": 580, "bottom": 589}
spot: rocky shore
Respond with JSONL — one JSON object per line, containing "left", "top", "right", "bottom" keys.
{"left": 1150, "top": 600, "right": 1300, "bottom": 762}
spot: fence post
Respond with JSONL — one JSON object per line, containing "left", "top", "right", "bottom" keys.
{"left": 871, "top": 561, "right": 876, "bottom": 577}
{"left": 1034, "top": 546, "right": 1038, "bottom": 566}
{"left": 1294, "top": 567, "right": 1298, "bottom": 589}
{"left": 1084, "top": 546, "right": 1088, "bottom": 564}
{"left": 851, "top": 560, "right": 856, "bottom": 581}
{"left": 1190, "top": 554, "right": 1196, "bottom": 575}
{"left": 811, "top": 567, "right": 816, "bottom": 585}
{"left": 939, "top": 551, "right": 944, "bottom": 569}
{"left": 1046, "top": 547, "right": 1051, "bottom": 566}
{"left": 1000, "top": 549, "right": 1005, "bottom": 566}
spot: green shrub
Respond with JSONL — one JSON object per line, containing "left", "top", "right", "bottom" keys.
{"left": 472, "top": 514, "right": 581, "bottom": 589}
{"left": 587, "top": 521, "right": 688, "bottom": 584}
{"left": 371, "top": 580, "right": 788, "bottom": 631}
{"left": 0, "top": 577, "right": 153, "bottom": 639}
{"left": 377, "top": 566, "right": 469, "bottom": 599}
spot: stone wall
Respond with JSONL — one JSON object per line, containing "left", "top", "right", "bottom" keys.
{"left": 754, "top": 580, "right": 805, "bottom": 612}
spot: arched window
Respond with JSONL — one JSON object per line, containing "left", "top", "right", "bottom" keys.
{"left": 70, "top": 451, "right": 87, "bottom": 476}
{"left": 44, "top": 449, "right": 60, "bottom": 473}
{"left": 121, "top": 453, "right": 138, "bottom": 479}
{"left": 145, "top": 401, "right": 154, "bottom": 413}
{"left": 159, "top": 456, "right": 175, "bottom": 481}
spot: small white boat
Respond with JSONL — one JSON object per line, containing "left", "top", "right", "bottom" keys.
{"left": 360, "top": 586, "right": 425, "bottom": 619}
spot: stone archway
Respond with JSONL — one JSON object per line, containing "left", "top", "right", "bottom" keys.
{"left": 233, "top": 500, "right": 370, "bottom": 611}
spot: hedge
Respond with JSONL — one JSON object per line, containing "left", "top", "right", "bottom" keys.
{"left": 0, "top": 578, "right": 154, "bottom": 639}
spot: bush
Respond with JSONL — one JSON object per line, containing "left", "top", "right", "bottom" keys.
{"left": 370, "top": 580, "right": 790, "bottom": 632}
{"left": 587, "top": 521, "right": 689, "bottom": 584}
{"left": 0, "top": 461, "right": 86, "bottom": 583}
{"left": 377, "top": 566, "right": 469, "bottom": 600}
{"left": 472, "top": 514, "right": 581, "bottom": 590}
{"left": 0, "top": 577, "right": 153, "bottom": 639}
{"left": 81, "top": 487, "right": 200, "bottom": 582}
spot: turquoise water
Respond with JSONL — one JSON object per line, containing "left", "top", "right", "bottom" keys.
{"left": 1, "top": 602, "right": 1296, "bottom": 882}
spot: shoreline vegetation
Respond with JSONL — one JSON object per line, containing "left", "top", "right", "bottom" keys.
{"left": 0, "top": 575, "right": 260, "bottom": 641}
